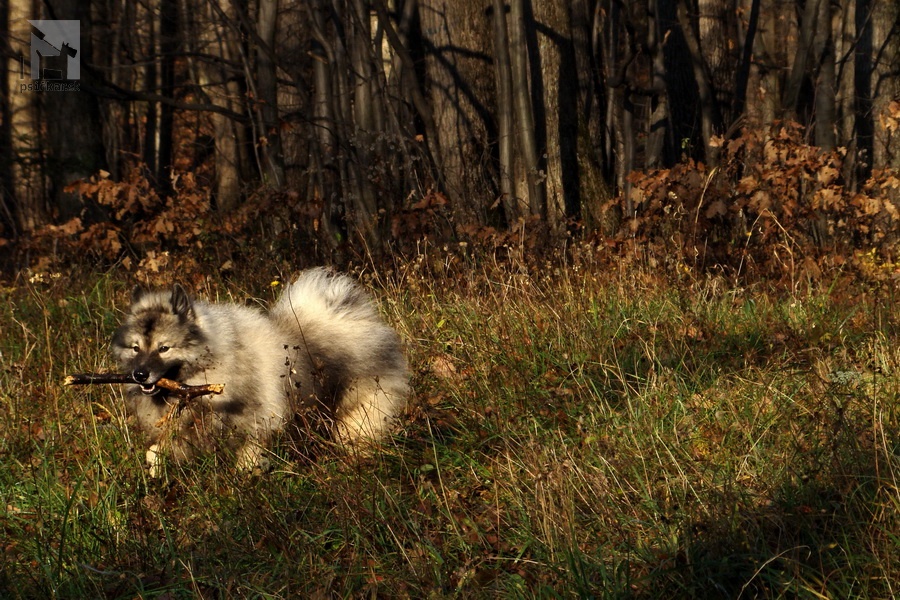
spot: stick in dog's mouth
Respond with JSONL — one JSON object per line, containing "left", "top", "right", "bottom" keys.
{"left": 64, "top": 373, "right": 224, "bottom": 399}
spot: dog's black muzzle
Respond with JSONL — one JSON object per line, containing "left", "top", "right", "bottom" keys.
{"left": 132, "top": 368, "right": 163, "bottom": 395}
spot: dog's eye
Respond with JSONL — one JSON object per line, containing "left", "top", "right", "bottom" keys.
{"left": 131, "top": 345, "right": 140, "bottom": 353}
{"left": 158, "top": 345, "right": 170, "bottom": 353}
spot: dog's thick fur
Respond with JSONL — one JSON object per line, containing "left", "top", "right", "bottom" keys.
{"left": 111, "top": 268, "right": 409, "bottom": 473}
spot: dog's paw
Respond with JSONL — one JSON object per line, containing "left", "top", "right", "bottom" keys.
{"left": 251, "top": 457, "right": 272, "bottom": 476}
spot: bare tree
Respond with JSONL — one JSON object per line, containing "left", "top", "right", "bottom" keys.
{"left": 677, "top": 0, "right": 720, "bottom": 164}
{"left": 783, "top": 0, "right": 819, "bottom": 117}
{"left": 491, "top": 0, "right": 519, "bottom": 222}
{"left": 307, "top": 1, "right": 343, "bottom": 243}
{"left": 188, "top": 0, "right": 245, "bottom": 210}
{"left": 419, "top": 0, "right": 497, "bottom": 228}
{"left": 0, "top": 0, "right": 12, "bottom": 238}
{"left": 599, "top": 0, "right": 638, "bottom": 214}
{"left": 870, "top": 0, "right": 899, "bottom": 172}
{"left": 157, "top": 0, "right": 177, "bottom": 185}
{"left": 811, "top": 0, "right": 836, "bottom": 149}
{"left": 306, "top": 0, "right": 380, "bottom": 248}
{"left": 645, "top": 0, "right": 670, "bottom": 170}
{"left": 835, "top": 0, "right": 858, "bottom": 170}
{"left": 570, "top": 0, "right": 614, "bottom": 232}
{"left": 507, "top": 0, "right": 544, "bottom": 220}
{"left": 256, "top": 0, "right": 285, "bottom": 189}
{"left": 5, "top": 0, "right": 48, "bottom": 232}
{"left": 345, "top": 0, "right": 381, "bottom": 248}
{"left": 744, "top": 0, "right": 794, "bottom": 128}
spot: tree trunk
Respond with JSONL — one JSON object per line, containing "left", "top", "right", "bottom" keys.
{"left": 373, "top": 0, "right": 444, "bottom": 184}
{"left": 600, "top": 0, "right": 637, "bottom": 214}
{"left": 834, "top": 0, "right": 856, "bottom": 151}
{"left": 1, "top": 0, "right": 17, "bottom": 237}
{"left": 157, "top": 0, "right": 177, "bottom": 187}
{"left": 677, "top": 0, "right": 719, "bottom": 165}
{"left": 853, "top": 0, "right": 873, "bottom": 181}
{"left": 646, "top": 0, "right": 670, "bottom": 169}
{"left": 6, "top": 0, "right": 48, "bottom": 232}
{"left": 734, "top": 0, "right": 760, "bottom": 118}
{"left": 347, "top": 0, "right": 380, "bottom": 249}
{"left": 491, "top": 0, "right": 519, "bottom": 223}
{"left": 570, "top": 0, "right": 613, "bottom": 232}
{"left": 308, "top": 2, "right": 343, "bottom": 246}
{"left": 870, "top": 0, "right": 899, "bottom": 171}
{"left": 257, "top": 0, "right": 285, "bottom": 189}
{"left": 143, "top": 3, "right": 159, "bottom": 180}
{"left": 782, "top": 0, "right": 821, "bottom": 117}
{"left": 744, "top": 0, "right": 793, "bottom": 129}
{"left": 508, "top": 0, "right": 545, "bottom": 219}
{"left": 189, "top": 0, "right": 243, "bottom": 211}
{"left": 531, "top": 0, "right": 579, "bottom": 234}
{"left": 697, "top": 0, "right": 736, "bottom": 126}
{"left": 812, "top": 0, "right": 835, "bottom": 149}
{"left": 419, "top": 0, "right": 496, "bottom": 229}
{"left": 95, "top": 0, "right": 130, "bottom": 180}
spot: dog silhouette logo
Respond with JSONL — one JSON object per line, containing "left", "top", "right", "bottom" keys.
{"left": 29, "top": 20, "right": 80, "bottom": 81}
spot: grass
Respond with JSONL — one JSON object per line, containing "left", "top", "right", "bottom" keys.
{"left": 1, "top": 250, "right": 899, "bottom": 598}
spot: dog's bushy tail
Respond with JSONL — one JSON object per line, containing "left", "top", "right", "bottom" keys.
{"left": 270, "top": 267, "right": 380, "bottom": 328}
{"left": 270, "top": 268, "right": 410, "bottom": 443}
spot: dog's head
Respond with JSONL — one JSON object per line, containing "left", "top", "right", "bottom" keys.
{"left": 111, "top": 284, "right": 205, "bottom": 395}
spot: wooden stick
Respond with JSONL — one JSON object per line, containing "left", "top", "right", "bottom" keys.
{"left": 64, "top": 373, "right": 224, "bottom": 399}
{"left": 64, "top": 372, "right": 135, "bottom": 386}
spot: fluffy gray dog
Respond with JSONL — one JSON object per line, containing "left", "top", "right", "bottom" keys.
{"left": 111, "top": 268, "right": 409, "bottom": 474}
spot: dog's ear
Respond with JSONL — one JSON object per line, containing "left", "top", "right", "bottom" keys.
{"left": 170, "top": 284, "right": 194, "bottom": 319}
{"left": 131, "top": 285, "right": 145, "bottom": 304}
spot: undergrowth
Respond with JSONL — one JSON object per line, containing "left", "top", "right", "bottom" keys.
{"left": 1, "top": 249, "right": 898, "bottom": 598}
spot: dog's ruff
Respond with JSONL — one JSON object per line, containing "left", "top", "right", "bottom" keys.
{"left": 111, "top": 268, "right": 409, "bottom": 474}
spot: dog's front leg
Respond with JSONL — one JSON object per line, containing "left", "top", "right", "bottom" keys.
{"left": 146, "top": 443, "right": 162, "bottom": 477}
{"left": 235, "top": 442, "right": 270, "bottom": 473}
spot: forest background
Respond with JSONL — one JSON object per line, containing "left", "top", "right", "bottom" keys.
{"left": 1, "top": 0, "right": 900, "bottom": 597}
{"left": 0, "top": 0, "right": 898, "bottom": 280}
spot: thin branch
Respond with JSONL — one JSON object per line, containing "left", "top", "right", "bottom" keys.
{"left": 79, "top": 64, "right": 250, "bottom": 123}
{"left": 64, "top": 373, "right": 224, "bottom": 399}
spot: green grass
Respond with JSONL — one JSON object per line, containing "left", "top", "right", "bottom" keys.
{"left": 1, "top": 253, "right": 899, "bottom": 598}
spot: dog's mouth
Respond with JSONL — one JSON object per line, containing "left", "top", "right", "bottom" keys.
{"left": 140, "top": 383, "right": 162, "bottom": 396}
{"left": 134, "top": 365, "right": 182, "bottom": 396}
